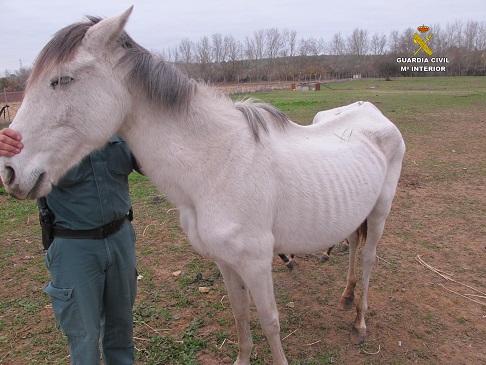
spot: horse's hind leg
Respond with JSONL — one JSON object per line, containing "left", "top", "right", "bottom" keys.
{"left": 352, "top": 157, "right": 403, "bottom": 344}
{"left": 338, "top": 232, "right": 360, "bottom": 311}
{"left": 319, "top": 239, "right": 349, "bottom": 263}
{"left": 351, "top": 216, "right": 384, "bottom": 344}
{"left": 216, "top": 262, "right": 253, "bottom": 365}
{"left": 318, "top": 245, "right": 334, "bottom": 262}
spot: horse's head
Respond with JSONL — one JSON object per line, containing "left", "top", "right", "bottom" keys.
{"left": 0, "top": 7, "right": 134, "bottom": 199}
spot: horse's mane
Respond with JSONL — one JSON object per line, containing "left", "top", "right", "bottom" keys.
{"left": 234, "top": 99, "right": 289, "bottom": 142}
{"left": 118, "top": 35, "right": 196, "bottom": 111}
{"left": 27, "top": 15, "right": 289, "bottom": 141}
{"left": 28, "top": 16, "right": 195, "bottom": 110}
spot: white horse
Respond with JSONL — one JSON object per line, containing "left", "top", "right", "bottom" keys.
{"left": 0, "top": 8, "right": 405, "bottom": 365}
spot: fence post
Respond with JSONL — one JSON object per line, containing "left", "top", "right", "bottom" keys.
{"left": 3, "top": 88, "right": 11, "bottom": 122}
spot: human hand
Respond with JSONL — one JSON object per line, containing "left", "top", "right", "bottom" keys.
{"left": 0, "top": 128, "right": 23, "bottom": 157}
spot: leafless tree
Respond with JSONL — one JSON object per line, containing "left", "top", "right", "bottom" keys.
{"left": 264, "top": 28, "right": 285, "bottom": 80}
{"left": 225, "top": 35, "right": 243, "bottom": 81}
{"left": 195, "top": 36, "right": 212, "bottom": 64}
{"left": 226, "top": 35, "right": 242, "bottom": 62}
{"left": 429, "top": 23, "right": 446, "bottom": 53}
{"left": 463, "top": 20, "right": 480, "bottom": 52}
{"left": 388, "top": 28, "right": 415, "bottom": 55}
{"left": 445, "top": 21, "right": 464, "bottom": 49}
{"left": 299, "top": 37, "right": 319, "bottom": 56}
{"left": 370, "top": 33, "right": 387, "bottom": 55}
{"left": 282, "top": 28, "right": 298, "bottom": 57}
{"left": 265, "top": 28, "right": 284, "bottom": 59}
{"left": 329, "top": 33, "right": 346, "bottom": 55}
{"left": 179, "top": 38, "right": 194, "bottom": 64}
{"left": 253, "top": 29, "right": 266, "bottom": 61}
{"left": 317, "top": 37, "right": 327, "bottom": 55}
{"left": 212, "top": 33, "right": 227, "bottom": 63}
{"left": 347, "top": 28, "right": 369, "bottom": 55}
{"left": 195, "top": 36, "right": 213, "bottom": 80}
{"left": 163, "top": 47, "right": 179, "bottom": 63}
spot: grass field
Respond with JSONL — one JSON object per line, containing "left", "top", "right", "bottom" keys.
{"left": 1, "top": 76, "right": 485, "bottom": 364}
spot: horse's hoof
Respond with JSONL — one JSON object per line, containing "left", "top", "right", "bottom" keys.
{"left": 350, "top": 325, "right": 366, "bottom": 345}
{"left": 286, "top": 261, "right": 295, "bottom": 271}
{"left": 338, "top": 295, "right": 354, "bottom": 311}
{"left": 319, "top": 255, "right": 330, "bottom": 263}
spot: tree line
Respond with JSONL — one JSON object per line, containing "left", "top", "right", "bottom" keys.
{"left": 2, "top": 19, "right": 485, "bottom": 91}
{"left": 161, "top": 19, "right": 486, "bottom": 82}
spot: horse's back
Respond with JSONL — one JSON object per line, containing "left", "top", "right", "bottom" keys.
{"left": 311, "top": 101, "right": 404, "bottom": 160}
{"left": 311, "top": 101, "right": 370, "bottom": 124}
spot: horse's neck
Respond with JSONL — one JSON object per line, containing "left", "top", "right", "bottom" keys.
{"left": 120, "top": 98, "right": 249, "bottom": 205}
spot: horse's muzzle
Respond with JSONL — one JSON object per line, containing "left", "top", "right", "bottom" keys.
{"left": 0, "top": 164, "right": 49, "bottom": 200}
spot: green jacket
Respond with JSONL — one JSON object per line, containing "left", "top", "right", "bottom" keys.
{"left": 46, "top": 136, "right": 136, "bottom": 230}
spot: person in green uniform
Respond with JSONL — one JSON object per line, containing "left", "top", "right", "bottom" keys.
{"left": 0, "top": 127, "right": 139, "bottom": 365}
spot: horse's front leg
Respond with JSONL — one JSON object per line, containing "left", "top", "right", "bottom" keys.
{"left": 239, "top": 258, "right": 289, "bottom": 365}
{"left": 216, "top": 262, "right": 253, "bottom": 365}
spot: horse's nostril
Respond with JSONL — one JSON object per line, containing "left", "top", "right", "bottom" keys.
{"left": 4, "top": 166, "right": 15, "bottom": 186}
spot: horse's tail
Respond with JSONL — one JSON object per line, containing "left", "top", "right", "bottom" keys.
{"left": 358, "top": 219, "right": 368, "bottom": 247}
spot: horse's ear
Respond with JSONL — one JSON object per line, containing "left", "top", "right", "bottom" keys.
{"left": 83, "top": 6, "right": 133, "bottom": 50}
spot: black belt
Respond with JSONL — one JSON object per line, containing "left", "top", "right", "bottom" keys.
{"left": 52, "top": 216, "right": 127, "bottom": 240}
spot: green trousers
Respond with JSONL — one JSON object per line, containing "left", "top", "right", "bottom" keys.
{"left": 44, "top": 222, "right": 137, "bottom": 365}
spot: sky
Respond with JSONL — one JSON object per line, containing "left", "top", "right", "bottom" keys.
{"left": 1, "top": 0, "right": 485, "bottom": 73}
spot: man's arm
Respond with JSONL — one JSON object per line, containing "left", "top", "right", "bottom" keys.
{"left": 0, "top": 128, "right": 23, "bottom": 157}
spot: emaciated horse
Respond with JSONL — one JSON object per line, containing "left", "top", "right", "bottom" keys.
{"left": 0, "top": 8, "right": 405, "bottom": 365}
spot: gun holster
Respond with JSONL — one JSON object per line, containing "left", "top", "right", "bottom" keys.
{"left": 37, "top": 197, "right": 55, "bottom": 250}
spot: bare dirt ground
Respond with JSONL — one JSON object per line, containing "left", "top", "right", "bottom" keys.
{"left": 1, "top": 82, "right": 485, "bottom": 365}
{"left": 213, "top": 80, "right": 342, "bottom": 95}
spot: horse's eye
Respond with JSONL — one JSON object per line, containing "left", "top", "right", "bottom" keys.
{"left": 60, "top": 76, "right": 74, "bottom": 85}
{"left": 50, "top": 76, "right": 74, "bottom": 89}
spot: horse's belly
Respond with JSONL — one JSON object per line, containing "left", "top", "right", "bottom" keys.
{"left": 273, "top": 198, "right": 371, "bottom": 254}
{"left": 272, "top": 156, "right": 384, "bottom": 253}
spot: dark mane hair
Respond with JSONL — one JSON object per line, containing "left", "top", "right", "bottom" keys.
{"left": 27, "top": 16, "right": 195, "bottom": 110}
{"left": 118, "top": 42, "right": 196, "bottom": 110}
{"left": 234, "top": 99, "right": 290, "bottom": 142}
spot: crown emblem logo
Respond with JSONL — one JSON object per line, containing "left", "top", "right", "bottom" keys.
{"left": 417, "top": 25, "right": 430, "bottom": 33}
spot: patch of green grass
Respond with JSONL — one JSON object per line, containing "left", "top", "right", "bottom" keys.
{"left": 135, "top": 301, "right": 173, "bottom": 323}
{"left": 0, "top": 194, "right": 38, "bottom": 234}
{"left": 248, "top": 76, "right": 486, "bottom": 127}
